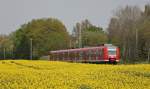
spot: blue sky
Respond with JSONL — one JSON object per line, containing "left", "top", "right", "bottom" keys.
{"left": 0, "top": 0, "right": 149, "bottom": 34}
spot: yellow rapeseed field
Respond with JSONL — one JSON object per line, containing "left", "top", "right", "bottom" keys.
{"left": 0, "top": 60, "right": 150, "bottom": 89}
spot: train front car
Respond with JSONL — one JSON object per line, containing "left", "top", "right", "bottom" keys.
{"left": 104, "top": 45, "right": 120, "bottom": 64}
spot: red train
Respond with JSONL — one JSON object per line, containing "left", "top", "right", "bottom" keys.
{"left": 49, "top": 44, "right": 120, "bottom": 64}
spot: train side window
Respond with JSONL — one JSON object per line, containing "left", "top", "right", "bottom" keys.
{"left": 91, "top": 49, "right": 95, "bottom": 57}
{"left": 57, "top": 53, "right": 59, "bottom": 60}
{"left": 96, "top": 49, "right": 99, "bottom": 57}
{"left": 70, "top": 52, "right": 74, "bottom": 60}
{"left": 58, "top": 53, "right": 60, "bottom": 60}
{"left": 67, "top": 52, "right": 69, "bottom": 60}
{"left": 90, "top": 50, "right": 93, "bottom": 57}
{"left": 93, "top": 49, "right": 96, "bottom": 56}
{"left": 87, "top": 50, "right": 90, "bottom": 56}
{"left": 63, "top": 52, "right": 66, "bottom": 60}
{"left": 88, "top": 49, "right": 91, "bottom": 60}
{"left": 72, "top": 52, "right": 75, "bottom": 60}
{"left": 74, "top": 52, "right": 77, "bottom": 60}
{"left": 75, "top": 52, "right": 78, "bottom": 60}
{"left": 53, "top": 53, "right": 55, "bottom": 60}
{"left": 78, "top": 51, "right": 80, "bottom": 60}
{"left": 50, "top": 54, "right": 53, "bottom": 60}
{"left": 52, "top": 53, "right": 55, "bottom": 60}
{"left": 101, "top": 49, "right": 103, "bottom": 56}
{"left": 62, "top": 53, "right": 64, "bottom": 60}
{"left": 56, "top": 53, "right": 58, "bottom": 60}
{"left": 66, "top": 52, "right": 68, "bottom": 60}
{"left": 80, "top": 51, "right": 83, "bottom": 60}
{"left": 53, "top": 53, "right": 56, "bottom": 60}
{"left": 64, "top": 52, "right": 67, "bottom": 60}
{"left": 98, "top": 48, "right": 103, "bottom": 57}
{"left": 59, "top": 53, "right": 62, "bottom": 60}
{"left": 99, "top": 49, "right": 102, "bottom": 56}
{"left": 83, "top": 51, "right": 86, "bottom": 58}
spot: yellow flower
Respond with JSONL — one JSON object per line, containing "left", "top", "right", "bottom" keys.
{"left": 0, "top": 60, "right": 149, "bottom": 89}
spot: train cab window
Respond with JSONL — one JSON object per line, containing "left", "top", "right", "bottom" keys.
{"left": 108, "top": 48, "right": 116, "bottom": 55}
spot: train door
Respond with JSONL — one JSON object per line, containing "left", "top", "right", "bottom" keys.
{"left": 96, "top": 48, "right": 103, "bottom": 61}
{"left": 103, "top": 47, "right": 109, "bottom": 61}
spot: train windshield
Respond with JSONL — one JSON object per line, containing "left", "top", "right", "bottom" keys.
{"left": 108, "top": 48, "right": 116, "bottom": 55}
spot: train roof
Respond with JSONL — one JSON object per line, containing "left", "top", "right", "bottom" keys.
{"left": 50, "top": 46, "right": 105, "bottom": 53}
{"left": 50, "top": 44, "right": 117, "bottom": 53}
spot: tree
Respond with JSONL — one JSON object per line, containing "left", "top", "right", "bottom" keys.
{"left": 144, "top": 4, "right": 150, "bottom": 17}
{"left": 12, "top": 18, "right": 70, "bottom": 59}
{"left": 138, "top": 4, "right": 150, "bottom": 61}
{"left": 72, "top": 19, "right": 108, "bottom": 48}
{"left": 82, "top": 26, "right": 108, "bottom": 46}
{"left": 0, "top": 35, "right": 13, "bottom": 59}
{"left": 138, "top": 19, "right": 150, "bottom": 60}
{"left": 107, "top": 6, "right": 142, "bottom": 62}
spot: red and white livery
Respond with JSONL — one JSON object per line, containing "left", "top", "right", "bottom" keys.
{"left": 49, "top": 44, "right": 120, "bottom": 64}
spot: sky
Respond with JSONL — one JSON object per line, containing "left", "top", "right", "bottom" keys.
{"left": 0, "top": 0, "right": 149, "bottom": 34}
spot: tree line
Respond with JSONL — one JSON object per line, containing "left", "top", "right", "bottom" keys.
{"left": 0, "top": 18, "right": 107, "bottom": 60}
{"left": 0, "top": 4, "right": 150, "bottom": 63}
{"left": 107, "top": 4, "right": 150, "bottom": 63}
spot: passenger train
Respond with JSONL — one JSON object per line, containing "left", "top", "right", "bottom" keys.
{"left": 49, "top": 44, "right": 120, "bottom": 64}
